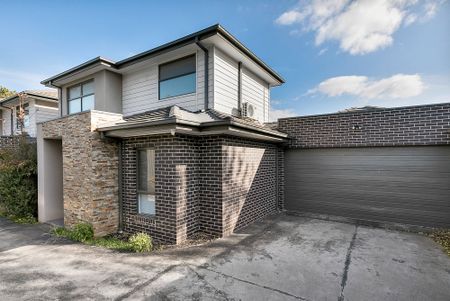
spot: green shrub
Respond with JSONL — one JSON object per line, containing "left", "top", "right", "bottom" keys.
{"left": 70, "top": 223, "right": 94, "bottom": 242}
{"left": 52, "top": 222, "right": 94, "bottom": 242}
{"left": 0, "top": 137, "right": 37, "bottom": 218}
{"left": 429, "top": 229, "right": 450, "bottom": 257}
{"left": 90, "top": 237, "right": 133, "bottom": 252}
{"left": 51, "top": 223, "right": 153, "bottom": 253}
{"left": 11, "top": 215, "right": 37, "bottom": 224}
{"left": 52, "top": 226, "right": 72, "bottom": 238}
{"left": 129, "top": 232, "right": 153, "bottom": 253}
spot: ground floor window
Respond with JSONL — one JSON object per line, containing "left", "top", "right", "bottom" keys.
{"left": 137, "top": 148, "right": 156, "bottom": 215}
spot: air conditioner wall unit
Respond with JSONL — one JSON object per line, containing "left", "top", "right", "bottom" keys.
{"left": 241, "top": 102, "right": 255, "bottom": 118}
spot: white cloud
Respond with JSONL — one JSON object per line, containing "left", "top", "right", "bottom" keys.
{"left": 318, "top": 48, "right": 328, "bottom": 55}
{"left": 310, "top": 74, "right": 425, "bottom": 99}
{"left": 269, "top": 106, "right": 297, "bottom": 121}
{"left": 275, "top": 0, "right": 444, "bottom": 55}
{"left": 276, "top": 10, "right": 304, "bottom": 25}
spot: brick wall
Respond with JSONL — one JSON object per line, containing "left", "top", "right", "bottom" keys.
{"left": 121, "top": 135, "right": 200, "bottom": 245}
{"left": 0, "top": 136, "right": 36, "bottom": 150}
{"left": 278, "top": 103, "right": 450, "bottom": 148}
{"left": 221, "top": 137, "right": 279, "bottom": 235}
{"left": 121, "top": 134, "right": 282, "bottom": 244}
{"left": 40, "top": 111, "right": 122, "bottom": 236}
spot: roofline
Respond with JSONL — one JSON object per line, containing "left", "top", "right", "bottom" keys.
{"left": 0, "top": 91, "right": 58, "bottom": 106}
{"left": 40, "top": 56, "right": 115, "bottom": 86}
{"left": 278, "top": 101, "right": 450, "bottom": 121}
{"left": 98, "top": 117, "right": 287, "bottom": 139}
{"left": 40, "top": 24, "right": 284, "bottom": 86}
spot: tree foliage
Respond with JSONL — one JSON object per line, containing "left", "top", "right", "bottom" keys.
{"left": 0, "top": 136, "right": 37, "bottom": 218}
{"left": 0, "top": 86, "right": 16, "bottom": 99}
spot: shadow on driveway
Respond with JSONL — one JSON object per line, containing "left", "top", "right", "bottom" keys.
{"left": 0, "top": 214, "right": 449, "bottom": 300}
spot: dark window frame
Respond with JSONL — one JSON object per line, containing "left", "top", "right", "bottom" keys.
{"left": 136, "top": 147, "right": 156, "bottom": 216}
{"left": 67, "top": 80, "right": 95, "bottom": 114}
{"left": 158, "top": 54, "right": 196, "bottom": 100}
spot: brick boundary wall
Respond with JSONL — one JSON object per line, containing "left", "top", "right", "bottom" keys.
{"left": 277, "top": 103, "right": 450, "bottom": 149}
{"left": 0, "top": 136, "right": 36, "bottom": 150}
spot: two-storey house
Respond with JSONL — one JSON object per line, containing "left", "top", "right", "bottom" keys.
{"left": 37, "top": 24, "right": 287, "bottom": 244}
{"left": 0, "top": 90, "right": 58, "bottom": 137}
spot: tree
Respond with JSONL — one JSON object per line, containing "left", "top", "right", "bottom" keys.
{"left": 16, "top": 92, "right": 27, "bottom": 133}
{"left": 0, "top": 86, "right": 16, "bottom": 99}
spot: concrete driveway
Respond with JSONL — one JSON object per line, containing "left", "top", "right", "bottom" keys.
{"left": 0, "top": 214, "right": 449, "bottom": 301}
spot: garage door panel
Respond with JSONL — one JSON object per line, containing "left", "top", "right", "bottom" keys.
{"left": 297, "top": 203, "right": 450, "bottom": 228}
{"left": 285, "top": 146, "right": 450, "bottom": 228}
{"left": 285, "top": 181, "right": 450, "bottom": 196}
{"left": 289, "top": 192, "right": 450, "bottom": 210}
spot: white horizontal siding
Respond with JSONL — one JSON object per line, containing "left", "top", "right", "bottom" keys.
{"left": 213, "top": 48, "right": 239, "bottom": 116}
{"left": 1, "top": 109, "right": 12, "bottom": 136}
{"left": 35, "top": 105, "right": 59, "bottom": 123}
{"left": 241, "top": 68, "right": 268, "bottom": 123}
{"left": 122, "top": 50, "right": 210, "bottom": 116}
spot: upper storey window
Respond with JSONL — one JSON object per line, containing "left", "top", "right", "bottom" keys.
{"left": 68, "top": 80, "right": 95, "bottom": 114}
{"left": 159, "top": 55, "right": 196, "bottom": 99}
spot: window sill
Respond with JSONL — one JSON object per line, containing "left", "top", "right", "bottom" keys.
{"left": 137, "top": 213, "right": 157, "bottom": 219}
{"left": 159, "top": 92, "right": 196, "bottom": 101}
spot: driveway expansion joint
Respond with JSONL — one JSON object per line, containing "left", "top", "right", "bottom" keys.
{"left": 114, "top": 264, "right": 178, "bottom": 301}
{"left": 338, "top": 224, "right": 358, "bottom": 301}
{"left": 196, "top": 264, "right": 311, "bottom": 300}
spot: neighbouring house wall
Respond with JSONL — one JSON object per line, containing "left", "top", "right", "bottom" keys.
{"left": 278, "top": 103, "right": 450, "bottom": 149}
{"left": 1, "top": 109, "right": 12, "bottom": 136}
{"left": 122, "top": 48, "right": 214, "bottom": 117}
{"left": 38, "top": 110, "right": 122, "bottom": 236}
{"left": 0, "top": 136, "right": 36, "bottom": 150}
{"left": 1, "top": 98, "right": 58, "bottom": 137}
{"left": 213, "top": 47, "right": 271, "bottom": 123}
{"left": 34, "top": 100, "right": 59, "bottom": 124}
{"left": 27, "top": 99, "right": 59, "bottom": 137}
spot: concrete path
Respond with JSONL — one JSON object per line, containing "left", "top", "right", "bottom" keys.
{"left": 0, "top": 214, "right": 449, "bottom": 300}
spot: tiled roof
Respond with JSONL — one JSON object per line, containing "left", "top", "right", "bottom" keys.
{"left": 101, "top": 106, "right": 287, "bottom": 138}
{"left": 0, "top": 89, "right": 58, "bottom": 104}
{"left": 22, "top": 89, "right": 58, "bottom": 99}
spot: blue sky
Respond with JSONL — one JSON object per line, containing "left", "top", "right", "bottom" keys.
{"left": 0, "top": 0, "right": 448, "bottom": 117}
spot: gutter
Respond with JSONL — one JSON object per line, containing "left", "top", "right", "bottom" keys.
{"left": 237, "top": 61, "right": 242, "bottom": 115}
{"left": 98, "top": 117, "right": 288, "bottom": 140}
{"left": 195, "top": 38, "right": 209, "bottom": 111}
{"left": 118, "top": 141, "right": 123, "bottom": 233}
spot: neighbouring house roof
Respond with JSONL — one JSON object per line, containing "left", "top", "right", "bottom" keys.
{"left": 97, "top": 106, "right": 288, "bottom": 142}
{"left": 0, "top": 89, "right": 58, "bottom": 106}
{"left": 41, "top": 24, "right": 285, "bottom": 87}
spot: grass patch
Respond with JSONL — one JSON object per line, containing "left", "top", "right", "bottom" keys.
{"left": 0, "top": 210, "right": 37, "bottom": 224}
{"left": 51, "top": 223, "right": 152, "bottom": 253}
{"left": 428, "top": 229, "right": 450, "bottom": 257}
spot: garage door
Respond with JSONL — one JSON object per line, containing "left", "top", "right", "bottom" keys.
{"left": 284, "top": 146, "right": 450, "bottom": 228}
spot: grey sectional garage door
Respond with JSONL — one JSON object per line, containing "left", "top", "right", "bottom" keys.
{"left": 284, "top": 146, "right": 450, "bottom": 228}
